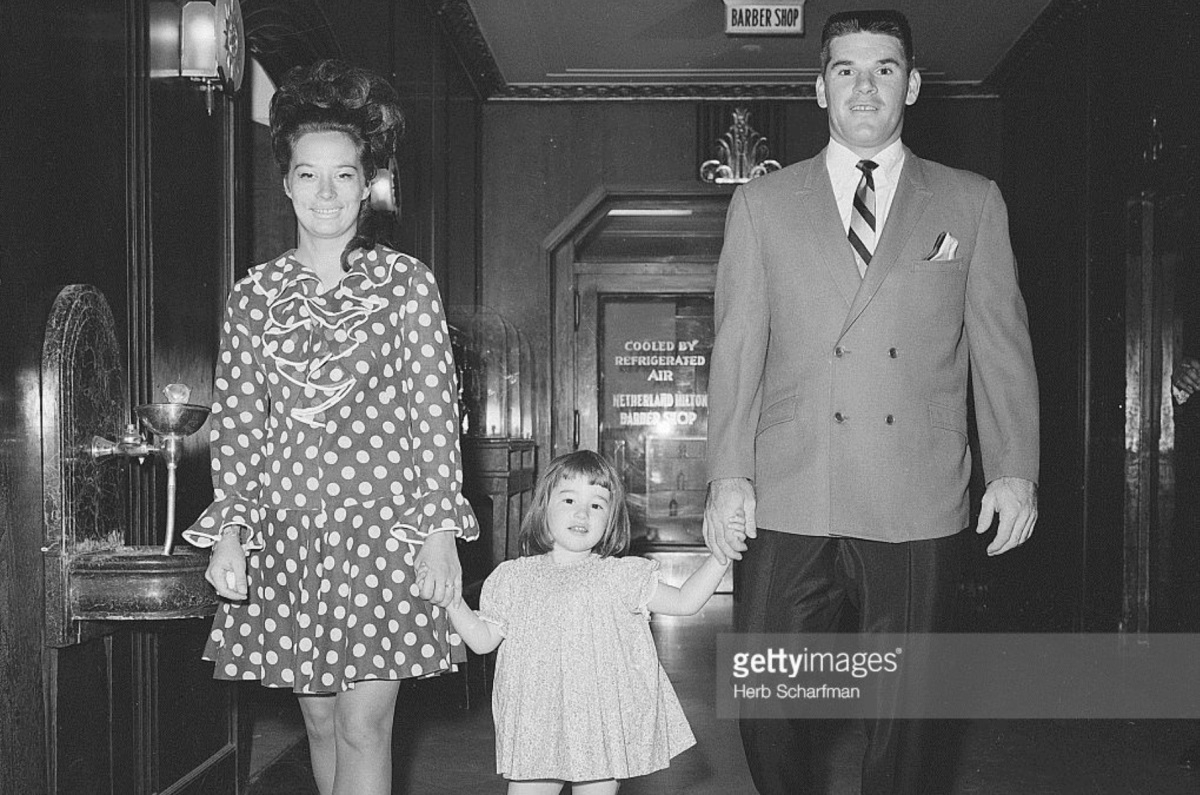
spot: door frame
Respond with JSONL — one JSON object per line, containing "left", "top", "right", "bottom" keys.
{"left": 542, "top": 183, "right": 732, "bottom": 460}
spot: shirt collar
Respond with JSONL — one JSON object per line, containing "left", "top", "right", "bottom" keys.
{"left": 825, "top": 138, "right": 905, "bottom": 185}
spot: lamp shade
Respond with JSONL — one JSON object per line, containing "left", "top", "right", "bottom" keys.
{"left": 149, "top": 2, "right": 182, "bottom": 77}
{"left": 180, "top": 1, "right": 219, "bottom": 78}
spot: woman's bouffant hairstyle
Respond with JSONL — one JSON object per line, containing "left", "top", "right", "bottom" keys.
{"left": 269, "top": 59, "right": 405, "bottom": 266}
{"left": 518, "top": 450, "right": 631, "bottom": 559}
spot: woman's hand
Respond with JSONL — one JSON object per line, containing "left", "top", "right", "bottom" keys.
{"left": 205, "top": 534, "right": 248, "bottom": 601}
{"left": 414, "top": 530, "right": 462, "bottom": 608}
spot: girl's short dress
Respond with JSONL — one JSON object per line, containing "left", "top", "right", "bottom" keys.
{"left": 479, "top": 554, "right": 696, "bottom": 781}
{"left": 183, "top": 246, "right": 478, "bottom": 694}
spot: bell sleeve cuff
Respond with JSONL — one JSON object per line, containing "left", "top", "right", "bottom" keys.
{"left": 388, "top": 490, "right": 480, "bottom": 544}
{"left": 182, "top": 497, "right": 265, "bottom": 552}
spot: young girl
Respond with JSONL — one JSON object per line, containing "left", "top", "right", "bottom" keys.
{"left": 437, "top": 450, "right": 732, "bottom": 794}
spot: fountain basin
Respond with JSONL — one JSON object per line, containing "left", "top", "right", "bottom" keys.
{"left": 69, "top": 546, "right": 218, "bottom": 621}
{"left": 135, "top": 402, "right": 211, "bottom": 437}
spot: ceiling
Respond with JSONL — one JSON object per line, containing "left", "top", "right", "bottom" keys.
{"left": 452, "top": 0, "right": 1056, "bottom": 99}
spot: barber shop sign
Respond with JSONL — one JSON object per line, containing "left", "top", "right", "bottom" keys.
{"left": 723, "top": 0, "right": 806, "bottom": 35}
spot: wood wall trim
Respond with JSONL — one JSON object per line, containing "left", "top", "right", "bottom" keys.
{"left": 490, "top": 82, "right": 998, "bottom": 101}
{"left": 126, "top": 0, "right": 153, "bottom": 547}
{"left": 424, "top": 0, "right": 504, "bottom": 99}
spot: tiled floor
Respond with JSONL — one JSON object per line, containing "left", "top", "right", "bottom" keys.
{"left": 246, "top": 596, "right": 1200, "bottom": 794}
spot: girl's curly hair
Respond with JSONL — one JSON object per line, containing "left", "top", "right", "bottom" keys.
{"left": 269, "top": 59, "right": 405, "bottom": 265}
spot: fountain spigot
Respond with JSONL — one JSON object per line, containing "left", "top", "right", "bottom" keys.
{"left": 88, "top": 423, "right": 158, "bottom": 462}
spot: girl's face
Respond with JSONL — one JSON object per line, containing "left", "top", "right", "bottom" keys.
{"left": 546, "top": 474, "right": 612, "bottom": 560}
{"left": 283, "top": 130, "right": 369, "bottom": 249}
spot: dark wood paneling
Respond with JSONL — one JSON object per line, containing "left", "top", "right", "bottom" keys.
{"left": 52, "top": 641, "right": 116, "bottom": 794}
{"left": 997, "top": 0, "right": 1200, "bottom": 631}
{"left": 1, "top": 0, "right": 131, "bottom": 789}
{"left": 443, "top": 94, "right": 482, "bottom": 307}
{"left": 988, "top": 3, "right": 1092, "bottom": 631}
{"left": 1077, "top": 4, "right": 1132, "bottom": 632}
{"left": 154, "top": 620, "right": 237, "bottom": 786}
{"left": 249, "top": 122, "right": 295, "bottom": 268}
{"left": 0, "top": 290, "right": 58, "bottom": 793}
{"left": 148, "top": 78, "right": 223, "bottom": 525}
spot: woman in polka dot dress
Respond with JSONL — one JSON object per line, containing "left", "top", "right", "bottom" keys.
{"left": 183, "top": 60, "right": 477, "bottom": 795}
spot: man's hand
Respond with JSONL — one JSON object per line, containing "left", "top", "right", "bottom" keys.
{"left": 1173, "top": 357, "right": 1200, "bottom": 405}
{"left": 703, "top": 477, "right": 756, "bottom": 565}
{"left": 415, "top": 530, "right": 462, "bottom": 608}
{"left": 975, "top": 476, "right": 1038, "bottom": 556}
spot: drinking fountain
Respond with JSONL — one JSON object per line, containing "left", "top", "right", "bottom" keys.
{"left": 41, "top": 284, "right": 218, "bottom": 647}
{"left": 89, "top": 385, "right": 211, "bottom": 556}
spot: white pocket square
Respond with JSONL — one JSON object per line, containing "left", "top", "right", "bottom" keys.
{"left": 924, "top": 232, "right": 959, "bottom": 261}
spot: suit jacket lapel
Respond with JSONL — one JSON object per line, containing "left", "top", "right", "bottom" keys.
{"left": 801, "top": 150, "right": 860, "bottom": 308}
{"left": 838, "top": 149, "right": 932, "bottom": 340}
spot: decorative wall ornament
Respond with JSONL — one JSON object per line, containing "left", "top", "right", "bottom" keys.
{"left": 699, "top": 105, "right": 782, "bottom": 184}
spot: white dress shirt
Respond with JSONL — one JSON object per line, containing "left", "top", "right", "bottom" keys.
{"left": 825, "top": 138, "right": 906, "bottom": 238}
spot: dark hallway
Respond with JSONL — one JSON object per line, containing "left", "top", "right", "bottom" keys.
{"left": 3, "top": 1, "right": 1200, "bottom": 793}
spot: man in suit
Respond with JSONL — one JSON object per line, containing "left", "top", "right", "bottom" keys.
{"left": 704, "top": 9, "right": 1039, "bottom": 794}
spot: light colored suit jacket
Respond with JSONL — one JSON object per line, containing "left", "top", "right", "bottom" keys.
{"left": 706, "top": 146, "right": 1039, "bottom": 542}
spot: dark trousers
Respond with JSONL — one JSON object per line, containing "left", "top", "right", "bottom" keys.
{"left": 734, "top": 529, "right": 963, "bottom": 795}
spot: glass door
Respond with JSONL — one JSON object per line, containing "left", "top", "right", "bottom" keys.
{"left": 576, "top": 273, "right": 715, "bottom": 552}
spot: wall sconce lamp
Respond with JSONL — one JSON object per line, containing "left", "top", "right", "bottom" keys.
{"left": 369, "top": 156, "right": 402, "bottom": 217}
{"left": 150, "top": 0, "right": 245, "bottom": 115}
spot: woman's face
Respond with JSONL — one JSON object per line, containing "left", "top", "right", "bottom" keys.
{"left": 283, "top": 130, "right": 369, "bottom": 248}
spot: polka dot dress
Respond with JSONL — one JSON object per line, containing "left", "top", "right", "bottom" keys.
{"left": 183, "top": 246, "right": 478, "bottom": 693}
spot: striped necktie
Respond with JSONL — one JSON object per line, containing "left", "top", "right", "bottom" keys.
{"left": 848, "top": 159, "right": 879, "bottom": 277}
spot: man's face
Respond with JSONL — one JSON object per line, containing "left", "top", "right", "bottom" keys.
{"left": 815, "top": 31, "right": 921, "bottom": 158}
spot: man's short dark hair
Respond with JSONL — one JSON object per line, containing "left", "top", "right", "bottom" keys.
{"left": 820, "top": 10, "right": 914, "bottom": 73}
